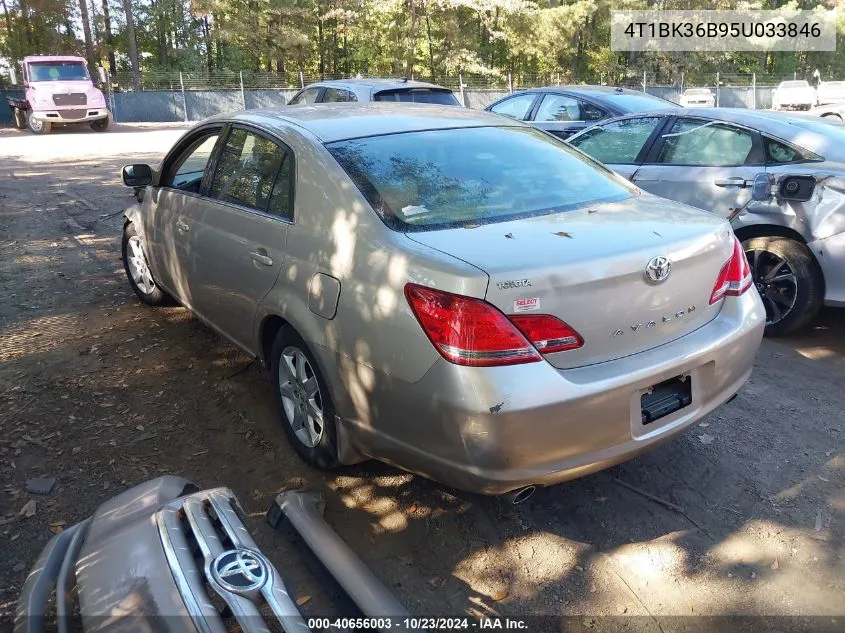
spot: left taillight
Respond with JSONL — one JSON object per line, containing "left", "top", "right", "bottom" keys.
{"left": 710, "top": 237, "right": 753, "bottom": 304}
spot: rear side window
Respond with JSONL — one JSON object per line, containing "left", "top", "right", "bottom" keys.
{"left": 570, "top": 117, "right": 662, "bottom": 164}
{"left": 534, "top": 94, "right": 607, "bottom": 122}
{"left": 657, "top": 118, "right": 753, "bottom": 166}
{"left": 323, "top": 87, "right": 357, "bottom": 103}
{"left": 209, "top": 128, "right": 291, "bottom": 215}
{"left": 764, "top": 137, "right": 821, "bottom": 164}
{"left": 327, "top": 126, "right": 633, "bottom": 231}
{"left": 288, "top": 87, "right": 320, "bottom": 105}
{"left": 373, "top": 88, "right": 460, "bottom": 105}
{"left": 489, "top": 93, "right": 536, "bottom": 120}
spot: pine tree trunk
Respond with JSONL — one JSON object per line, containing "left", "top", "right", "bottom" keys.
{"left": 101, "top": 0, "right": 116, "bottom": 74}
{"left": 78, "top": 0, "right": 96, "bottom": 76}
{"left": 122, "top": 0, "right": 141, "bottom": 90}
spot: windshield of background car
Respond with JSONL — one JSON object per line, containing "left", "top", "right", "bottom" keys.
{"left": 327, "top": 126, "right": 634, "bottom": 231}
{"left": 600, "top": 93, "right": 679, "bottom": 111}
{"left": 29, "top": 61, "right": 88, "bottom": 82}
{"left": 685, "top": 89, "right": 712, "bottom": 96}
{"left": 373, "top": 88, "right": 460, "bottom": 105}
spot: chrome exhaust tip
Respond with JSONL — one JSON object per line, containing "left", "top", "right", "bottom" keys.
{"left": 504, "top": 485, "right": 536, "bottom": 505}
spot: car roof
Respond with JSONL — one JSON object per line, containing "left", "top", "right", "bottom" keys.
{"left": 521, "top": 85, "right": 649, "bottom": 96}
{"left": 221, "top": 103, "right": 522, "bottom": 143}
{"left": 301, "top": 78, "right": 451, "bottom": 92}
{"left": 23, "top": 55, "right": 87, "bottom": 63}
{"left": 592, "top": 107, "right": 845, "bottom": 162}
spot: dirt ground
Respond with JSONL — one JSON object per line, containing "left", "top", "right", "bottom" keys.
{"left": 0, "top": 124, "right": 843, "bottom": 630}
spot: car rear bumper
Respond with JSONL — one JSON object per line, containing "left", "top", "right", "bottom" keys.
{"left": 334, "top": 291, "right": 765, "bottom": 494}
{"left": 809, "top": 231, "right": 845, "bottom": 307}
{"left": 31, "top": 109, "right": 108, "bottom": 123}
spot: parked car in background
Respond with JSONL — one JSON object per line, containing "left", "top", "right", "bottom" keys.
{"left": 815, "top": 80, "right": 845, "bottom": 106}
{"left": 568, "top": 108, "right": 845, "bottom": 335}
{"left": 771, "top": 80, "right": 816, "bottom": 111}
{"left": 809, "top": 102, "right": 845, "bottom": 121}
{"left": 484, "top": 86, "right": 678, "bottom": 139}
{"left": 119, "top": 104, "right": 763, "bottom": 496}
{"left": 287, "top": 77, "right": 461, "bottom": 106}
{"left": 679, "top": 87, "right": 715, "bottom": 108}
{"left": 6, "top": 55, "right": 110, "bottom": 134}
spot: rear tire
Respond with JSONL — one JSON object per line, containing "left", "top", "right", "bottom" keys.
{"left": 27, "top": 111, "right": 50, "bottom": 134}
{"left": 271, "top": 328, "right": 340, "bottom": 469}
{"left": 121, "top": 222, "right": 170, "bottom": 306}
{"left": 91, "top": 116, "right": 109, "bottom": 132}
{"left": 743, "top": 236, "right": 823, "bottom": 336}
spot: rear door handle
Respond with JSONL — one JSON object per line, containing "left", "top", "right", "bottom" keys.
{"left": 715, "top": 177, "right": 748, "bottom": 188}
{"left": 250, "top": 252, "right": 274, "bottom": 267}
{"left": 176, "top": 220, "right": 190, "bottom": 233}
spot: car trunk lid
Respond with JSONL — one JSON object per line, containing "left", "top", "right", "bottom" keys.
{"left": 406, "top": 195, "right": 735, "bottom": 369}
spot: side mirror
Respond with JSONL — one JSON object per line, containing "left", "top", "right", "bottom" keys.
{"left": 778, "top": 175, "right": 816, "bottom": 202}
{"left": 122, "top": 164, "right": 152, "bottom": 188}
{"left": 750, "top": 173, "right": 773, "bottom": 201}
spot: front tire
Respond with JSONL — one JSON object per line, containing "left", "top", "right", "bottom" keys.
{"left": 271, "top": 328, "right": 340, "bottom": 469}
{"left": 122, "top": 222, "right": 169, "bottom": 306}
{"left": 91, "top": 116, "right": 109, "bottom": 132}
{"left": 27, "top": 111, "right": 50, "bottom": 134}
{"left": 743, "top": 236, "right": 824, "bottom": 336}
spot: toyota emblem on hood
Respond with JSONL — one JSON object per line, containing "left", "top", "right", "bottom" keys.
{"left": 211, "top": 548, "right": 268, "bottom": 594}
{"left": 644, "top": 256, "right": 671, "bottom": 283}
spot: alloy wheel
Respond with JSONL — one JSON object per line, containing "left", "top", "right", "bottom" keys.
{"left": 278, "top": 347, "right": 324, "bottom": 448}
{"left": 126, "top": 235, "right": 156, "bottom": 295}
{"left": 745, "top": 247, "right": 798, "bottom": 326}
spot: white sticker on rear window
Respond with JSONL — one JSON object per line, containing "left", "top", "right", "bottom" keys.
{"left": 514, "top": 297, "right": 540, "bottom": 312}
{"left": 401, "top": 205, "right": 428, "bottom": 217}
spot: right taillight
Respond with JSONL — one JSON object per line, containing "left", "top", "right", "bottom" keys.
{"left": 710, "top": 237, "right": 753, "bottom": 304}
{"left": 404, "top": 283, "right": 541, "bottom": 367}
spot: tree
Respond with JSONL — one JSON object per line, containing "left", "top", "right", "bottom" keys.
{"left": 121, "top": 0, "right": 140, "bottom": 89}
{"left": 78, "top": 0, "right": 95, "bottom": 75}
{"left": 101, "top": 0, "right": 116, "bottom": 74}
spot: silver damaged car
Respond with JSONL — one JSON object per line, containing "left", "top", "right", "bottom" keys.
{"left": 120, "top": 104, "right": 765, "bottom": 495}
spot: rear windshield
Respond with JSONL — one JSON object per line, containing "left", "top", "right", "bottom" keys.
{"left": 685, "top": 89, "right": 712, "bottom": 96}
{"left": 602, "top": 92, "right": 679, "bottom": 112}
{"left": 373, "top": 88, "right": 460, "bottom": 105}
{"left": 327, "top": 126, "right": 634, "bottom": 231}
{"left": 29, "top": 61, "right": 88, "bottom": 82}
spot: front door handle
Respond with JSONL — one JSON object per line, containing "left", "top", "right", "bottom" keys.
{"left": 715, "top": 177, "right": 748, "bottom": 188}
{"left": 250, "top": 251, "right": 274, "bottom": 267}
{"left": 176, "top": 220, "right": 190, "bottom": 233}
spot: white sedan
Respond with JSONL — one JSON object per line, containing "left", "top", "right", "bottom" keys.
{"left": 679, "top": 88, "right": 715, "bottom": 108}
{"left": 772, "top": 80, "right": 816, "bottom": 111}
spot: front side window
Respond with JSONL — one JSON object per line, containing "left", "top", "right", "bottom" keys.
{"left": 328, "top": 126, "right": 634, "bottom": 231}
{"left": 29, "top": 61, "right": 88, "bottom": 82}
{"left": 657, "top": 118, "right": 753, "bottom": 166}
{"left": 209, "top": 129, "right": 290, "bottom": 213}
{"left": 288, "top": 87, "right": 320, "bottom": 105}
{"left": 534, "top": 94, "right": 607, "bottom": 123}
{"left": 166, "top": 131, "right": 221, "bottom": 191}
{"left": 489, "top": 93, "right": 536, "bottom": 120}
{"left": 323, "top": 88, "right": 357, "bottom": 103}
{"left": 570, "top": 117, "right": 662, "bottom": 164}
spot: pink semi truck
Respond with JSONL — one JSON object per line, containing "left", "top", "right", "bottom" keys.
{"left": 6, "top": 55, "right": 110, "bottom": 134}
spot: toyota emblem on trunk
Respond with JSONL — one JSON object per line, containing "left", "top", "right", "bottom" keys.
{"left": 211, "top": 548, "right": 268, "bottom": 594}
{"left": 644, "top": 256, "right": 671, "bottom": 283}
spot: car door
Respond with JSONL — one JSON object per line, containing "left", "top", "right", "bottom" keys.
{"left": 567, "top": 116, "right": 667, "bottom": 181}
{"left": 631, "top": 117, "right": 764, "bottom": 216}
{"left": 529, "top": 93, "right": 609, "bottom": 139}
{"left": 187, "top": 125, "right": 292, "bottom": 352}
{"left": 146, "top": 126, "right": 224, "bottom": 304}
{"left": 487, "top": 92, "right": 540, "bottom": 120}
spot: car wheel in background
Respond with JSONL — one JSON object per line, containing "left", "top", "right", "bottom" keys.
{"left": 271, "top": 328, "right": 340, "bottom": 469}
{"left": 122, "top": 222, "right": 170, "bottom": 306}
{"left": 743, "top": 236, "right": 823, "bottom": 336}
{"left": 27, "top": 111, "right": 50, "bottom": 134}
{"left": 91, "top": 116, "right": 110, "bottom": 132}
{"left": 821, "top": 113, "right": 843, "bottom": 121}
